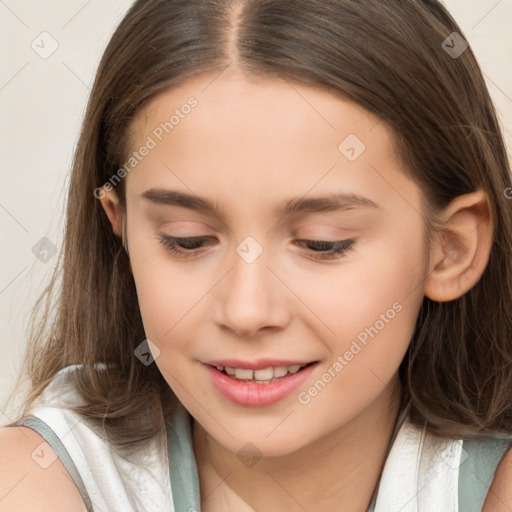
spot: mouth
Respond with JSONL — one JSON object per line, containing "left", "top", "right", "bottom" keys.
{"left": 203, "top": 360, "right": 319, "bottom": 407}
{"left": 209, "top": 362, "right": 317, "bottom": 384}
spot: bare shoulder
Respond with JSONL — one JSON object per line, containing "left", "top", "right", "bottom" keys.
{"left": 0, "top": 425, "right": 87, "bottom": 511}
{"left": 483, "top": 445, "right": 512, "bottom": 512}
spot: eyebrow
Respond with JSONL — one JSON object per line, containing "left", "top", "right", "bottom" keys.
{"left": 140, "top": 188, "right": 379, "bottom": 217}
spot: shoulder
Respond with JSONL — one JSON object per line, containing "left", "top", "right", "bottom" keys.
{"left": 483, "top": 445, "right": 512, "bottom": 511}
{"left": 0, "top": 424, "right": 87, "bottom": 511}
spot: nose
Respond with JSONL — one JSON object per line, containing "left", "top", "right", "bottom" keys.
{"left": 214, "top": 245, "right": 290, "bottom": 338}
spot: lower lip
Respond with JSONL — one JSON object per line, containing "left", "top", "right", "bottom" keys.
{"left": 205, "top": 363, "right": 318, "bottom": 407}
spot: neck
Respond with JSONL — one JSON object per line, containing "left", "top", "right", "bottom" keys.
{"left": 193, "top": 375, "right": 403, "bottom": 512}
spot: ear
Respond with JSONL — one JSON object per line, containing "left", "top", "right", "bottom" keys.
{"left": 98, "top": 187, "right": 125, "bottom": 242}
{"left": 423, "top": 189, "right": 494, "bottom": 302}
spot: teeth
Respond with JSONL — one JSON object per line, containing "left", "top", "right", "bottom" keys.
{"left": 219, "top": 364, "right": 309, "bottom": 381}
{"left": 254, "top": 367, "right": 274, "bottom": 380}
{"left": 273, "top": 366, "right": 288, "bottom": 377}
{"left": 234, "top": 368, "right": 254, "bottom": 380}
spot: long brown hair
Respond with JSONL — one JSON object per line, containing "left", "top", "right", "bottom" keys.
{"left": 6, "top": 0, "right": 512, "bottom": 456}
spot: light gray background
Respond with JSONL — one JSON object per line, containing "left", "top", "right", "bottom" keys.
{"left": 1, "top": 0, "right": 511, "bottom": 422}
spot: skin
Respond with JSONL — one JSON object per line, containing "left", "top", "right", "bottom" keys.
{"left": 100, "top": 69, "right": 494, "bottom": 511}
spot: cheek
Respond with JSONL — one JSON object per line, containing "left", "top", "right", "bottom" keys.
{"left": 297, "top": 242, "right": 424, "bottom": 422}
{"left": 305, "top": 223, "right": 425, "bottom": 343}
{"left": 130, "top": 256, "right": 207, "bottom": 386}
{"left": 303, "top": 228, "right": 425, "bottom": 410}
{"left": 128, "top": 235, "right": 202, "bottom": 344}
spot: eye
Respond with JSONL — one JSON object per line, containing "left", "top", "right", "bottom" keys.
{"left": 294, "top": 239, "right": 355, "bottom": 260}
{"left": 158, "top": 235, "right": 214, "bottom": 259}
{"left": 158, "top": 235, "right": 355, "bottom": 261}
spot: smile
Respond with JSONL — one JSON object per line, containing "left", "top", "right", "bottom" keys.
{"left": 215, "top": 363, "right": 311, "bottom": 383}
{"left": 204, "top": 361, "right": 318, "bottom": 407}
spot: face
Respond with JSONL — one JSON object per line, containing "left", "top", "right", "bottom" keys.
{"left": 115, "top": 70, "right": 429, "bottom": 456}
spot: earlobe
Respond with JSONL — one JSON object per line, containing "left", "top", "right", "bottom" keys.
{"left": 99, "top": 187, "right": 124, "bottom": 238}
{"left": 423, "top": 189, "right": 494, "bottom": 303}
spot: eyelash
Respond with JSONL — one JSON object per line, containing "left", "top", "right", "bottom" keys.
{"left": 158, "top": 235, "right": 355, "bottom": 261}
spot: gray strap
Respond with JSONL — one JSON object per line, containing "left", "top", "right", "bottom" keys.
{"left": 458, "top": 434, "right": 512, "bottom": 511}
{"left": 168, "top": 403, "right": 202, "bottom": 512}
{"left": 5, "top": 415, "right": 95, "bottom": 512}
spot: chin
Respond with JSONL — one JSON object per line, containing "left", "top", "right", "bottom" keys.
{"left": 206, "top": 420, "right": 316, "bottom": 459}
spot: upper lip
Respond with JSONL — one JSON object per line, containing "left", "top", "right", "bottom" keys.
{"left": 204, "top": 359, "right": 317, "bottom": 370}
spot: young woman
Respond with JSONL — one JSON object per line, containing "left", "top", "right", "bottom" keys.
{"left": 2, "top": 1, "right": 512, "bottom": 510}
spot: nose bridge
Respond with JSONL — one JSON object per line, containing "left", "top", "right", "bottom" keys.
{"left": 216, "top": 234, "right": 286, "bottom": 336}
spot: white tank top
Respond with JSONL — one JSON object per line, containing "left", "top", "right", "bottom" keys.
{"left": 5, "top": 364, "right": 511, "bottom": 511}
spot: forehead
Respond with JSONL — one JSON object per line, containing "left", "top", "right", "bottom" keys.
{"left": 123, "top": 71, "right": 421, "bottom": 220}
{"left": 126, "top": 70, "right": 394, "bottom": 163}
